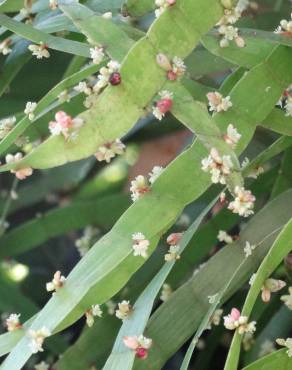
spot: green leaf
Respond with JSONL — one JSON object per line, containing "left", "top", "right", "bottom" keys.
{"left": 242, "top": 350, "right": 292, "bottom": 370}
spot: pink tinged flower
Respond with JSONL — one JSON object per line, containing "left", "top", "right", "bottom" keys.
{"left": 207, "top": 92, "right": 232, "bottom": 112}
{"left": 167, "top": 232, "right": 183, "bottom": 245}
{"left": 95, "top": 139, "right": 125, "bottom": 163}
{"left": 132, "top": 233, "right": 150, "bottom": 258}
{"left": 261, "top": 279, "right": 286, "bottom": 303}
{"left": 152, "top": 90, "right": 173, "bottom": 120}
{"left": 228, "top": 186, "right": 256, "bottom": 217}
{"left": 224, "top": 124, "right": 241, "bottom": 148}
{"left": 46, "top": 270, "right": 66, "bottom": 293}
{"left": 223, "top": 308, "right": 256, "bottom": 335}
{"left": 201, "top": 148, "right": 233, "bottom": 185}
{"left": 27, "top": 327, "right": 51, "bottom": 353}
{"left": 49, "top": 111, "right": 84, "bottom": 140}
{"left": 123, "top": 335, "right": 152, "bottom": 359}
{"left": 5, "top": 152, "right": 33, "bottom": 180}
{"left": 130, "top": 175, "right": 150, "bottom": 202}
{"left": 6, "top": 313, "right": 22, "bottom": 332}
{"left": 123, "top": 336, "right": 139, "bottom": 350}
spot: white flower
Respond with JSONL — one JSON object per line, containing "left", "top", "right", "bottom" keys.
{"left": 49, "top": 0, "right": 58, "bottom": 10}
{"left": 34, "top": 361, "right": 50, "bottom": 370}
{"left": 85, "top": 304, "right": 103, "bottom": 327}
{"left": 5, "top": 152, "right": 33, "bottom": 180}
{"left": 160, "top": 283, "right": 172, "bottom": 302}
{"left": 207, "top": 92, "right": 232, "bottom": 112}
{"left": 274, "top": 13, "right": 292, "bottom": 35}
{"left": 261, "top": 278, "right": 286, "bottom": 303}
{"left": 201, "top": 148, "right": 233, "bottom": 184}
{"left": 164, "top": 245, "right": 180, "bottom": 262}
{"left": 217, "top": 7, "right": 242, "bottom": 26}
{"left": 90, "top": 47, "right": 104, "bottom": 65}
{"left": 223, "top": 308, "right": 256, "bottom": 335}
{"left": 219, "top": 25, "right": 245, "bottom": 48}
{"left": 24, "top": 101, "right": 37, "bottom": 121}
{"left": 217, "top": 230, "right": 233, "bottom": 244}
{"left": 0, "top": 116, "right": 16, "bottom": 140}
{"left": 149, "top": 166, "right": 164, "bottom": 184}
{"left": 28, "top": 43, "right": 50, "bottom": 59}
{"left": 58, "top": 90, "right": 71, "bottom": 103}
{"left": 115, "top": 300, "right": 132, "bottom": 320}
{"left": 5, "top": 313, "right": 21, "bottom": 332}
{"left": 95, "top": 139, "right": 125, "bottom": 163}
{"left": 0, "top": 38, "right": 12, "bottom": 55}
{"left": 74, "top": 81, "right": 92, "bottom": 95}
{"left": 285, "top": 97, "right": 292, "bottom": 117}
{"left": 276, "top": 338, "right": 292, "bottom": 357}
{"left": 27, "top": 327, "right": 51, "bottom": 353}
{"left": 46, "top": 271, "right": 66, "bottom": 293}
{"left": 281, "top": 287, "right": 292, "bottom": 310}
{"left": 243, "top": 241, "right": 256, "bottom": 257}
{"left": 132, "top": 233, "right": 150, "bottom": 258}
{"left": 224, "top": 124, "right": 241, "bottom": 148}
{"left": 228, "top": 186, "right": 256, "bottom": 217}
{"left": 130, "top": 175, "right": 150, "bottom": 202}
{"left": 93, "top": 60, "right": 120, "bottom": 92}
{"left": 154, "top": 0, "right": 176, "bottom": 18}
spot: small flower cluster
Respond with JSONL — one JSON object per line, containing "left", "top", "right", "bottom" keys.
{"left": 58, "top": 90, "right": 71, "bottom": 103}
{"left": 28, "top": 42, "right": 50, "bottom": 59}
{"left": 261, "top": 278, "right": 286, "bottom": 303}
{"left": 27, "top": 327, "right": 51, "bottom": 353}
{"left": 93, "top": 60, "right": 121, "bottom": 92}
{"left": 154, "top": 0, "right": 176, "bottom": 18}
{"left": 216, "top": 2, "right": 245, "bottom": 48}
{"left": 49, "top": 111, "right": 84, "bottom": 140}
{"left": 0, "top": 38, "right": 12, "bottom": 55}
{"left": 85, "top": 304, "right": 103, "bottom": 327}
{"left": 201, "top": 148, "right": 233, "bottom": 184}
{"left": 115, "top": 300, "right": 132, "bottom": 320}
{"left": 130, "top": 166, "right": 163, "bottom": 202}
{"left": 75, "top": 226, "right": 101, "bottom": 257}
{"left": 207, "top": 309, "right": 223, "bottom": 330}
{"left": 276, "top": 338, "right": 292, "bottom": 357}
{"left": 90, "top": 46, "right": 104, "bottom": 65}
{"left": 46, "top": 270, "right": 66, "bottom": 293}
{"left": 281, "top": 286, "right": 292, "bottom": 310}
{"left": 24, "top": 101, "right": 37, "bottom": 121}
{"left": 160, "top": 283, "right": 172, "bottom": 302}
{"left": 132, "top": 233, "right": 150, "bottom": 258}
{"left": 217, "top": 230, "right": 233, "bottom": 244}
{"left": 123, "top": 335, "right": 152, "bottom": 359}
{"left": 223, "top": 124, "right": 241, "bottom": 148}
{"left": 164, "top": 232, "right": 182, "bottom": 262}
{"left": 156, "top": 53, "right": 186, "bottom": 80}
{"left": 241, "top": 157, "right": 264, "bottom": 179}
{"left": 223, "top": 308, "right": 256, "bottom": 335}
{"left": 228, "top": 186, "right": 256, "bottom": 217}
{"left": 5, "top": 313, "right": 22, "bottom": 332}
{"left": 152, "top": 90, "right": 173, "bottom": 120}
{"left": 95, "top": 139, "right": 125, "bottom": 163}
{"left": 207, "top": 92, "right": 232, "bottom": 113}
{"left": 243, "top": 241, "right": 256, "bottom": 257}
{"left": 5, "top": 152, "right": 33, "bottom": 180}
{"left": 274, "top": 13, "right": 292, "bottom": 36}
{"left": 0, "top": 116, "right": 16, "bottom": 140}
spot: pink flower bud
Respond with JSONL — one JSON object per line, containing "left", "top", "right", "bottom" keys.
{"left": 167, "top": 233, "right": 183, "bottom": 245}
{"left": 156, "top": 53, "right": 172, "bottom": 71}
{"left": 167, "top": 70, "right": 177, "bottom": 80}
{"left": 123, "top": 336, "right": 139, "bottom": 350}
{"left": 261, "top": 288, "right": 271, "bottom": 303}
{"left": 156, "top": 98, "right": 173, "bottom": 113}
{"left": 231, "top": 308, "right": 241, "bottom": 320}
{"left": 136, "top": 347, "right": 148, "bottom": 359}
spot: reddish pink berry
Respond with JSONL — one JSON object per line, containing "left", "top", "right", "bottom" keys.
{"left": 156, "top": 98, "right": 173, "bottom": 113}
{"left": 167, "top": 70, "right": 177, "bottom": 80}
{"left": 109, "top": 72, "right": 121, "bottom": 86}
{"left": 136, "top": 347, "right": 148, "bottom": 359}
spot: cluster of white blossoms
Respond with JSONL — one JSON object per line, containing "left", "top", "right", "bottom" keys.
{"left": 160, "top": 283, "right": 172, "bottom": 302}
{"left": 261, "top": 278, "right": 286, "bottom": 303}
{"left": 89, "top": 46, "right": 105, "bottom": 65}
{"left": 0, "top": 38, "right": 12, "bottom": 55}
{"left": 207, "top": 91, "right": 232, "bottom": 113}
{"left": 130, "top": 166, "right": 164, "bottom": 202}
{"left": 276, "top": 338, "right": 292, "bottom": 357}
{"left": 164, "top": 232, "right": 182, "bottom": 262}
{"left": 228, "top": 186, "right": 256, "bottom": 217}
{"left": 132, "top": 232, "right": 150, "bottom": 258}
{"left": 27, "top": 327, "right": 51, "bottom": 353}
{"left": 156, "top": 53, "right": 186, "bottom": 80}
{"left": 217, "top": 1, "right": 245, "bottom": 48}
{"left": 154, "top": 0, "right": 176, "bottom": 18}
{"left": 241, "top": 157, "right": 264, "bottom": 179}
{"left": 75, "top": 226, "right": 101, "bottom": 257}
{"left": 5, "top": 152, "right": 33, "bottom": 180}
{"left": 243, "top": 241, "right": 256, "bottom": 257}
{"left": 34, "top": 361, "right": 50, "bottom": 370}
{"left": 223, "top": 308, "right": 256, "bottom": 335}
{"left": 93, "top": 60, "right": 121, "bottom": 92}
{"left": 49, "top": 111, "right": 84, "bottom": 140}
{"left": 0, "top": 116, "right": 16, "bottom": 140}
{"left": 58, "top": 89, "right": 71, "bottom": 104}
{"left": 152, "top": 90, "right": 173, "bottom": 120}
{"left": 115, "top": 300, "right": 132, "bottom": 320}
{"left": 85, "top": 304, "right": 103, "bottom": 327}
{"left": 46, "top": 270, "right": 66, "bottom": 293}
{"left": 201, "top": 148, "right": 233, "bottom": 185}
{"left": 24, "top": 101, "right": 37, "bottom": 121}
{"left": 5, "top": 313, "right": 21, "bottom": 332}
{"left": 28, "top": 42, "right": 50, "bottom": 59}
{"left": 280, "top": 287, "right": 292, "bottom": 310}
{"left": 223, "top": 124, "right": 241, "bottom": 148}
{"left": 95, "top": 139, "right": 125, "bottom": 163}
{"left": 123, "top": 335, "right": 152, "bottom": 359}
{"left": 274, "top": 13, "right": 292, "bottom": 35}
{"left": 217, "top": 230, "right": 233, "bottom": 244}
